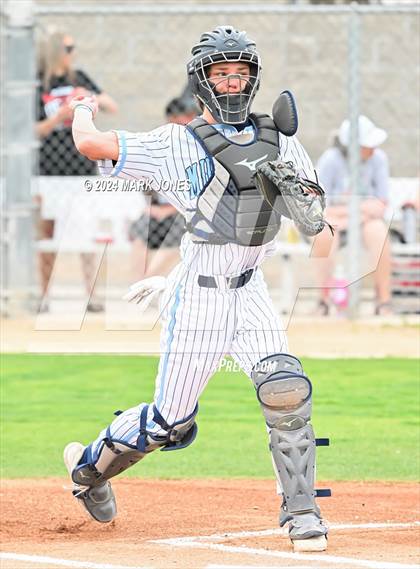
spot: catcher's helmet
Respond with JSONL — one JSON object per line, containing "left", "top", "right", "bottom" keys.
{"left": 187, "top": 25, "right": 261, "bottom": 125}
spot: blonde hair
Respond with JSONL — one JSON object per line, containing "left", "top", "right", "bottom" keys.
{"left": 37, "top": 29, "right": 76, "bottom": 90}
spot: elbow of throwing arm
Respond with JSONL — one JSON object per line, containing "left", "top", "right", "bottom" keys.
{"left": 76, "top": 136, "right": 101, "bottom": 161}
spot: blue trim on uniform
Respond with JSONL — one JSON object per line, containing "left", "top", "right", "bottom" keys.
{"left": 152, "top": 405, "right": 171, "bottom": 431}
{"left": 136, "top": 404, "right": 150, "bottom": 452}
{"left": 105, "top": 426, "right": 112, "bottom": 441}
{"left": 112, "top": 131, "right": 127, "bottom": 177}
{"left": 107, "top": 437, "right": 138, "bottom": 449}
{"left": 153, "top": 403, "right": 199, "bottom": 431}
{"left": 156, "top": 282, "right": 183, "bottom": 410}
{"left": 212, "top": 123, "right": 240, "bottom": 136}
{"left": 212, "top": 121, "right": 257, "bottom": 147}
{"left": 191, "top": 227, "right": 216, "bottom": 240}
{"left": 80, "top": 444, "right": 92, "bottom": 465}
{"left": 184, "top": 126, "right": 215, "bottom": 197}
{"left": 161, "top": 422, "right": 199, "bottom": 452}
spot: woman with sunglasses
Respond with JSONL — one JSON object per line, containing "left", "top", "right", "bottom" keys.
{"left": 35, "top": 30, "right": 118, "bottom": 313}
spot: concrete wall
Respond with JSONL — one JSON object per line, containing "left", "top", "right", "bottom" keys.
{"left": 35, "top": 3, "right": 419, "bottom": 175}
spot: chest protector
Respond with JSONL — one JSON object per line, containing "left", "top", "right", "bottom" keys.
{"left": 186, "top": 113, "right": 281, "bottom": 247}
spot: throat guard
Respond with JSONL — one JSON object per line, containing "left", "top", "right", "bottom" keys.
{"left": 186, "top": 113, "right": 281, "bottom": 247}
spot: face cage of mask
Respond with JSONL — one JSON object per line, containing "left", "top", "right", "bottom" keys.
{"left": 195, "top": 53, "right": 261, "bottom": 125}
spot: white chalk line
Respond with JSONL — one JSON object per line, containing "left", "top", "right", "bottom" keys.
{"left": 0, "top": 552, "right": 151, "bottom": 569}
{"left": 1, "top": 521, "right": 418, "bottom": 569}
{"left": 187, "top": 520, "right": 420, "bottom": 542}
{"left": 206, "top": 565, "right": 319, "bottom": 569}
{"left": 152, "top": 521, "right": 420, "bottom": 569}
{"left": 153, "top": 540, "right": 419, "bottom": 569}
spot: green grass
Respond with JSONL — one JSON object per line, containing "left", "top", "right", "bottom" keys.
{"left": 1, "top": 355, "right": 419, "bottom": 481}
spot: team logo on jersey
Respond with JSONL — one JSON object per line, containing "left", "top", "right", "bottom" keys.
{"left": 234, "top": 154, "right": 268, "bottom": 172}
{"left": 185, "top": 156, "right": 213, "bottom": 197}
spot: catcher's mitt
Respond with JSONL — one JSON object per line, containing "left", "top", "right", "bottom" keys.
{"left": 253, "top": 159, "right": 333, "bottom": 237}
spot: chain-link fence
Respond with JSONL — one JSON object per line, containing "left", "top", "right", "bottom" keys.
{"left": 1, "top": 1, "right": 419, "bottom": 322}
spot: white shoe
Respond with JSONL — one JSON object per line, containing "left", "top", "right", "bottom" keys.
{"left": 292, "top": 534, "right": 328, "bottom": 552}
{"left": 63, "top": 442, "right": 85, "bottom": 481}
{"left": 289, "top": 512, "right": 328, "bottom": 552}
{"left": 63, "top": 441, "right": 117, "bottom": 523}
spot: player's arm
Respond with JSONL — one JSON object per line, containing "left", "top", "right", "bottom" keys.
{"left": 279, "top": 133, "right": 318, "bottom": 183}
{"left": 70, "top": 95, "right": 119, "bottom": 161}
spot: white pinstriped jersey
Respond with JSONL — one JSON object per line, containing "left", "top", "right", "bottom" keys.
{"left": 98, "top": 121, "right": 316, "bottom": 276}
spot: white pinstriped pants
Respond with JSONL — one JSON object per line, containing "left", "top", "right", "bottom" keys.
{"left": 146, "top": 263, "right": 288, "bottom": 436}
{"left": 89, "top": 261, "right": 288, "bottom": 494}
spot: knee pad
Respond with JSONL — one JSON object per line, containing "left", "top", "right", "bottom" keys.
{"left": 252, "top": 353, "right": 330, "bottom": 515}
{"left": 72, "top": 404, "right": 198, "bottom": 487}
{"left": 252, "top": 353, "right": 312, "bottom": 430}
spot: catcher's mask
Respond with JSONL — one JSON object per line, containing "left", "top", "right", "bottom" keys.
{"left": 187, "top": 25, "right": 261, "bottom": 125}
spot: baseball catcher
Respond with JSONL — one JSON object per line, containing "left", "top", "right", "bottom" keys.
{"left": 64, "top": 25, "right": 331, "bottom": 553}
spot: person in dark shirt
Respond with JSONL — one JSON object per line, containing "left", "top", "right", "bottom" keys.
{"left": 35, "top": 30, "right": 117, "bottom": 312}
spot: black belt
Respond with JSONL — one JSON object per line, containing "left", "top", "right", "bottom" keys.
{"left": 198, "top": 268, "right": 254, "bottom": 289}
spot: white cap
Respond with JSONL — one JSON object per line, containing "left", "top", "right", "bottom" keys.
{"left": 338, "top": 115, "right": 388, "bottom": 148}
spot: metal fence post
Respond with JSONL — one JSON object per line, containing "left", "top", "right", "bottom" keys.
{"left": 347, "top": 3, "right": 362, "bottom": 319}
{"left": 1, "top": 0, "right": 36, "bottom": 316}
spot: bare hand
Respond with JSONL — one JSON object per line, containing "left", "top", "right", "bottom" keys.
{"left": 69, "top": 95, "right": 99, "bottom": 118}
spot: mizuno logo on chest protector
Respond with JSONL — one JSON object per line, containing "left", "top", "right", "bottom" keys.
{"left": 235, "top": 154, "right": 268, "bottom": 172}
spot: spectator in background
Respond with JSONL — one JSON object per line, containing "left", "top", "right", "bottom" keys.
{"left": 128, "top": 93, "right": 199, "bottom": 281}
{"left": 312, "top": 115, "right": 392, "bottom": 316}
{"left": 165, "top": 90, "right": 200, "bottom": 125}
{"left": 35, "top": 30, "right": 118, "bottom": 313}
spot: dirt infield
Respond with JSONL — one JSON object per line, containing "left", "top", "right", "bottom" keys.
{"left": 1, "top": 479, "right": 419, "bottom": 569}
